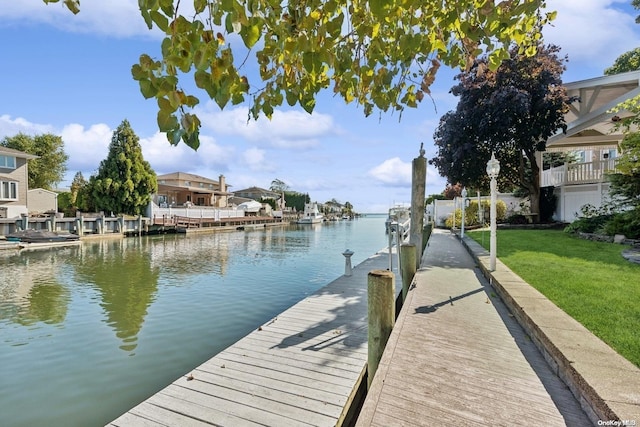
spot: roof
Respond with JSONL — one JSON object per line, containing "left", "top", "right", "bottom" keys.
{"left": 233, "top": 186, "right": 281, "bottom": 198}
{"left": 157, "top": 171, "right": 220, "bottom": 185}
{"left": 546, "top": 70, "right": 640, "bottom": 152}
{"left": 0, "top": 146, "right": 39, "bottom": 159}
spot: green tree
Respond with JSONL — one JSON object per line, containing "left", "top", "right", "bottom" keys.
{"left": 88, "top": 120, "right": 157, "bottom": 215}
{"left": 270, "top": 178, "right": 289, "bottom": 193}
{"left": 283, "top": 191, "right": 310, "bottom": 212}
{"left": 430, "top": 44, "right": 576, "bottom": 220}
{"left": 605, "top": 47, "right": 640, "bottom": 75}
{"left": 603, "top": 130, "right": 640, "bottom": 238}
{"left": 44, "top": 0, "right": 555, "bottom": 149}
{"left": 1, "top": 133, "right": 68, "bottom": 190}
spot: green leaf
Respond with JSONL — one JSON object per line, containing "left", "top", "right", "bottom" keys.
{"left": 240, "top": 22, "right": 261, "bottom": 48}
{"left": 157, "top": 109, "right": 178, "bottom": 132}
{"left": 150, "top": 11, "right": 169, "bottom": 32}
{"left": 139, "top": 79, "right": 157, "bottom": 99}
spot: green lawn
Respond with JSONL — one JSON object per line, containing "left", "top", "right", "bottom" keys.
{"left": 467, "top": 229, "right": 640, "bottom": 368}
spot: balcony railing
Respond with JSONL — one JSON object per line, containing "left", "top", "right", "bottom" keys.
{"left": 541, "top": 158, "right": 618, "bottom": 187}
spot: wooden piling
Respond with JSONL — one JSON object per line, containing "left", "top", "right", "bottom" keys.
{"left": 367, "top": 269, "right": 395, "bottom": 390}
{"left": 410, "top": 146, "right": 426, "bottom": 270}
{"left": 400, "top": 244, "right": 416, "bottom": 302}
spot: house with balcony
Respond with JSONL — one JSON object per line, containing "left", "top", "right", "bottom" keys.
{"left": 0, "top": 146, "right": 38, "bottom": 219}
{"left": 539, "top": 70, "right": 640, "bottom": 222}
{"left": 153, "top": 172, "right": 231, "bottom": 208}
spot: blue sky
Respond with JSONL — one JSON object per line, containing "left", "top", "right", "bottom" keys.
{"left": 2, "top": 1, "right": 640, "bottom": 213}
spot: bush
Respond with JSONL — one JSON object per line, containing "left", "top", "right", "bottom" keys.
{"left": 445, "top": 199, "right": 506, "bottom": 228}
{"left": 506, "top": 214, "right": 528, "bottom": 224}
{"left": 603, "top": 209, "right": 640, "bottom": 239}
{"left": 564, "top": 204, "right": 614, "bottom": 234}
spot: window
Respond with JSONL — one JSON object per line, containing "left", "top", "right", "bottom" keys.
{"left": 0, "top": 155, "right": 16, "bottom": 169}
{"left": 0, "top": 180, "right": 18, "bottom": 201}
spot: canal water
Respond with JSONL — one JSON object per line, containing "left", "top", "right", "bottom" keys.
{"left": 0, "top": 215, "right": 388, "bottom": 427}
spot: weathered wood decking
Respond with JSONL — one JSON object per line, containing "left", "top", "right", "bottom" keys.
{"left": 356, "top": 229, "right": 591, "bottom": 426}
{"left": 108, "top": 248, "right": 399, "bottom": 426}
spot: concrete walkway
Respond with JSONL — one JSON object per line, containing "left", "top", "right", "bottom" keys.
{"left": 357, "top": 228, "right": 592, "bottom": 426}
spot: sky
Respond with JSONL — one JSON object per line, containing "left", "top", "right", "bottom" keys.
{"left": 1, "top": 1, "right": 640, "bottom": 213}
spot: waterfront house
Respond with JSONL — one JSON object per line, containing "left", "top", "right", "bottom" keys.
{"left": 27, "top": 188, "right": 58, "bottom": 216}
{"left": 0, "top": 146, "right": 37, "bottom": 219}
{"left": 539, "top": 70, "right": 640, "bottom": 222}
{"left": 232, "top": 186, "right": 285, "bottom": 209}
{"left": 154, "top": 172, "right": 231, "bottom": 208}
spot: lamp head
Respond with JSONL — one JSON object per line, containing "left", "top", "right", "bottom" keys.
{"left": 486, "top": 152, "right": 500, "bottom": 178}
{"left": 461, "top": 187, "right": 468, "bottom": 198}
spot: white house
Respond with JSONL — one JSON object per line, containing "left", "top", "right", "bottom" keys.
{"left": 539, "top": 70, "right": 640, "bottom": 222}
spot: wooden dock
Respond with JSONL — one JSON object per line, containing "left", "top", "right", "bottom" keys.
{"left": 108, "top": 248, "right": 400, "bottom": 426}
{"left": 356, "top": 229, "right": 590, "bottom": 426}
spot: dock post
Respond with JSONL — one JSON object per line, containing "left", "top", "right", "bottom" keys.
{"left": 342, "top": 249, "right": 354, "bottom": 276}
{"left": 410, "top": 144, "right": 427, "bottom": 269}
{"left": 367, "top": 269, "right": 395, "bottom": 389}
{"left": 400, "top": 244, "right": 416, "bottom": 302}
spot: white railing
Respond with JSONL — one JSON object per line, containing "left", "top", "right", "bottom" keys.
{"left": 541, "top": 159, "right": 618, "bottom": 187}
{"left": 151, "top": 206, "right": 245, "bottom": 220}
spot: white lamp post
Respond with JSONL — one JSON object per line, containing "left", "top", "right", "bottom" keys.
{"left": 460, "top": 187, "right": 468, "bottom": 238}
{"left": 486, "top": 152, "right": 500, "bottom": 271}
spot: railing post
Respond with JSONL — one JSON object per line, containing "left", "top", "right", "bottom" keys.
{"left": 367, "top": 269, "right": 395, "bottom": 389}
{"left": 400, "top": 244, "right": 416, "bottom": 302}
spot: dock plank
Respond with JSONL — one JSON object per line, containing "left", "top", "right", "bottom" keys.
{"left": 356, "top": 230, "right": 591, "bottom": 426}
{"left": 109, "top": 249, "right": 399, "bottom": 426}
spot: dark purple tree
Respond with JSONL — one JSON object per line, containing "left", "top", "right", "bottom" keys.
{"left": 430, "top": 44, "right": 576, "bottom": 220}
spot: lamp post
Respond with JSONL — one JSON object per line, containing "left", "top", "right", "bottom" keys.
{"left": 486, "top": 152, "right": 500, "bottom": 271}
{"left": 460, "top": 187, "right": 468, "bottom": 238}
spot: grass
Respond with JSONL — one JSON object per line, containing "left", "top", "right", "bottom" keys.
{"left": 467, "top": 228, "right": 640, "bottom": 368}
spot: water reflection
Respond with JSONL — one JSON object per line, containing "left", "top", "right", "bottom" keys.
{"left": 0, "top": 249, "right": 72, "bottom": 328}
{"left": 71, "top": 239, "right": 160, "bottom": 352}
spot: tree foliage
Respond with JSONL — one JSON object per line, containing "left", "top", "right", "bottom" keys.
{"left": 605, "top": 47, "right": 640, "bottom": 75}
{"left": 283, "top": 190, "right": 310, "bottom": 212}
{"left": 270, "top": 178, "right": 289, "bottom": 193}
{"left": 1, "top": 132, "right": 68, "bottom": 190}
{"left": 88, "top": 120, "right": 157, "bottom": 215}
{"left": 609, "top": 131, "right": 640, "bottom": 209}
{"left": 43, "top": 0, "right": 555, "bottom": 149}
{"left": 430, "top": 44, "right": 575, "bottom": 219}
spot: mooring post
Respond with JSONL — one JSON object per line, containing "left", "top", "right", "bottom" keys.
{"left": 367, "top": 269, "right": 395, "bottom": 389}
{"left": 410, "top": 144, "right": 427, "bottom": 270}
{"left": 342, "top": 249, "right": 354, "bottom": 276}
{"left": 400, "top": 244, "right": 416, "bottom": 302}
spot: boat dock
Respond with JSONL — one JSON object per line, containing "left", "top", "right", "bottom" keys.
{"left": 108, "top": 246, "right": 401, "bottom": 426}
{"left": 108, "top": 228, "right": 639, "bottom": 426}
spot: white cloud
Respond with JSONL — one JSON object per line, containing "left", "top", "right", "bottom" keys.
{"left": 140, "top": 132, "right": 234, "bottom": 175}
{"left": 241, "top": 147, "right": 276, "bottom": 172}
{"left": 0, "top": 1, "right": 156, "bottom": 39}
{"left": 368, "top": 157, "right": 412, "bottom": 186}
{"left": 60, "top": 123, "right": 112, "bottom": 173}
{"left": 198, "top": 105, "right": 336, "bottom": 149}
{"left": 0, "top": 115, "right": 55, "bottom": 138}
{"left": 544, "top": 1, "right": 640, "bottom": 74}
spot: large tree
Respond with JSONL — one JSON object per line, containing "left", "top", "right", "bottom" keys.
{"left": 1, "top": 132, "right": 68, "bottom": 190}
{"left": 430, "top": 44, "right": 575, "bottom": 220}
{"left": 44, "top": 0, "right": 555, "bottom": 149}
{"left": 88, "top": 120, "right": 157, "bottom": 215}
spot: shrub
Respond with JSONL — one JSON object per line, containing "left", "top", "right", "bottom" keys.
{"left": 603, "top": 209, "right": 640, "bottom": 239}
{"left": 445, "top": 199, "right": 506, "bottom": 228}
{"left": 564, "top": 204, "right": 614, "bottom": 234}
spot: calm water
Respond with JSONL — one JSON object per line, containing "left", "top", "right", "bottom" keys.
{"left": 0, "top": 215, "right": 387, "bottom": 427}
